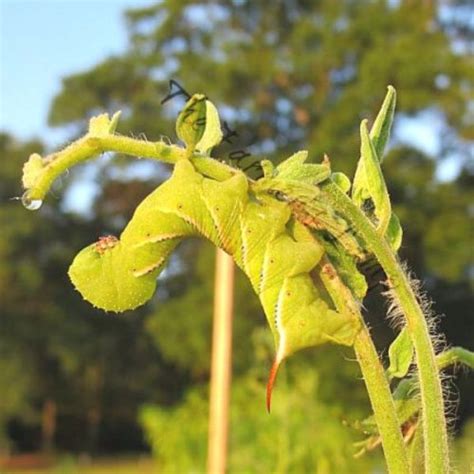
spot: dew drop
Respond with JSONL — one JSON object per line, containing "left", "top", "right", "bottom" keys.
{"left": 21, "top": 192, "right": 43, "bottom": 210}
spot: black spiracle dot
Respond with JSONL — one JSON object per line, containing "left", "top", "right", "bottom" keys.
{"left": 274, "top": 303, "right": 279, "bottom": 326}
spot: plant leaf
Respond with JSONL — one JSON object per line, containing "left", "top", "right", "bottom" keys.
{"left": 352, "top": 86, "right": 396, "bottom": 205}
{"left": 196, "top": 100, "right": 223, "bottom": 153}
{"left": 386, "top": 212, "right": 403, "bottom": 251}
{"left": 370, "top": 85, "right": 396, "bottom": 162}
{"left": 331, "top": 172, "right": 351, "bottom": 194}
{"left": 176, "top": 94, "right": 222, "bottom": 152}
{"left": 387, "top": 327, "right": 414, "bottom": 380}
{"left": 176, "top": 94, "right": 207, "bottom": 149}
{"left": 276, "top": 150, "right": 308, "bottom": 172}
{"left": 358, "top": 120, "right": 392, "bottom": 234}
{"left": 276, "top": 151, "right": 331, "bottom": 185}
{"left": 260, "top": 159, "right": 276, "bottom": 178}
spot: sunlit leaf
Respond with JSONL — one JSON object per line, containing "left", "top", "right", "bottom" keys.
{"left": 386, "top": 212, "right": 403, "bottom": 251}
{"left": 358, "top": 120, "right": 391, "bottom": 234}
{"left": 176, "top": 94, "right": 222, "bottom": 153}
{"left": 387, "top": 327, "right": 414, "bottom": 380}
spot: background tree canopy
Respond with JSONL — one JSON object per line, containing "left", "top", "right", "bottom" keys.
{"left": 1, "top": 0, "right": 472, "bottom": 470}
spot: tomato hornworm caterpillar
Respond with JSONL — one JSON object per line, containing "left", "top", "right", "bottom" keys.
{"left": 69, "top": 159, "right": 361, "bottom": 406}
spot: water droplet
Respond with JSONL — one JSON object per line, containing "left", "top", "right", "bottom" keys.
{"left": 21, "top": 192, "right": 43, "bottom": 210}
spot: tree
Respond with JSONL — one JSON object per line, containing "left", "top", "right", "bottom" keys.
{"left": 49, "top": 1, "right": 472, "bottom": 167}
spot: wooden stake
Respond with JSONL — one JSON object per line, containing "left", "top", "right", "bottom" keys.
{"left": 207, "top": 249, "right": 234, "bottom": 474}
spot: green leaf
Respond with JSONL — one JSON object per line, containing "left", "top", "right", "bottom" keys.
{"left": 176, "top": 94, "right": 207, "bottom": 149}
{"left": 176, "top": 94, "right": 222, "bottom": 153}
{"left": 352, "top": 86, "right": 396, "bottom": 205}
{"left": 387, "top": 327, "right": 414, "bottom": 380}
{"left": 331, "top": 172, "right": 351, "bottom": 194}
{"left": 386, "top": 212, "right": 403, "bottom": 251}
{"left": 370, "top": 85, "right": 396, "bottom": 162}
{"left": 358, "top": 120, "right": 391, "bottom": 234}
{"left": 276, "top": 150, "right": 308, "bottom": 172}
{"left": 260, "top": 159, "right": 276, "bottom": 178}
{"left": 276, "top": 151, "right": 331, "bottom": 185}
{"left": 196, "top": 100, "right": 223, "bottom": 153}
{"left": 88, "top": 111, "right": 121, "bottom": 136}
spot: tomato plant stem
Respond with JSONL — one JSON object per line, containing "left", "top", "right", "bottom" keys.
{"left": 323, "top": 182, "right": 449, "bottom": 473}
{"left": 319, "top": 260, "right": 410, "bottom": 474}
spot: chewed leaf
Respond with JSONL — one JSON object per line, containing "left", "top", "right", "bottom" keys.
{"left": 176, "top": 94, "right": 222, "bottom": 152}
{"left": 352, "top": 86, "right": 396, "bottom": 209}
{"left": 359, "top": 120, "right": 391, "bottom": 234}
{"left": 88, "top": 111, "right": 121, "bottom": 136}
{"left": 387, "top": 327, "right": 414, "bottom": 380}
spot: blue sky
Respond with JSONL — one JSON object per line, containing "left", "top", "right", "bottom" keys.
{"left": 0, "top": 0, "right": 153, "bottom": 145}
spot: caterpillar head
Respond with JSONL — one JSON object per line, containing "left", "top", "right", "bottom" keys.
{"left": 68, "top": 235, "right": 164, "bottom": 312}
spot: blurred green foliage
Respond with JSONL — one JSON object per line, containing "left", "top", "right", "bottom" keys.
{"left": 141, "top": 329, "right": 380, "bottom": 473}
{"left": 1, "top": 0, "right": 472, "bottom": 469}
{"left": 452, "top": 418, "right": 474, "bottom": 472}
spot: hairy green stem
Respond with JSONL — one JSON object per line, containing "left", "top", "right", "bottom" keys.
{"left": 437, "top": 347, "right": 474, "bottom": 371}
{"left": 319, "top": 260, "right": 410, "bottom": 474}
{"left": 354, "top": 332, "right": 410, "bottom": 473}
{"left": 408, "top": 423, "right": 424, "bottom": 473}
{"left": 23, "top": 134, "right": 236, "bottom": 202}
{"left": 322, "top": 182, "right": 449, "bottom": 473}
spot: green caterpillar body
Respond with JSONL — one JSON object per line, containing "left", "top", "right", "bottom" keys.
{"left": 70, "top": 159, "right": 359, "bottom": 373}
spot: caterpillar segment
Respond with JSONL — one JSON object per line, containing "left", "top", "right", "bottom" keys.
{"left": 69, "top": 159, "right": 360, "bottom": 407}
